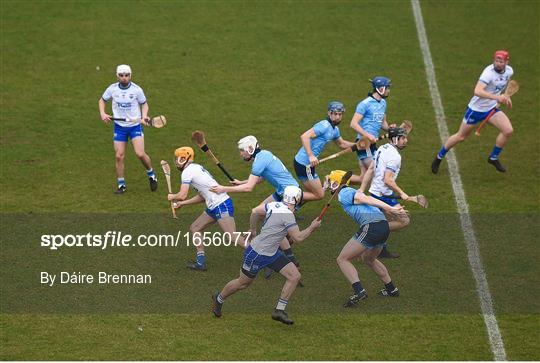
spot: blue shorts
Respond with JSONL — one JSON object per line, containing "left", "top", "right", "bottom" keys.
{"left": 205, "top": 198, "right": 234, "bottom": 220}
{"left": 356, "top": 142, "right": 377, "bottom": 161}
{"left": 293, "top": 158, "right": 319, "bottom": 182}
{"left": 371, "top": 193, "right": 399, "bottom": 207}
{"left": 241, "top": 246, "right": 291, "bottom": 278}
{"left": 463, "top": 107, "right": 500, "bottom": 125}
{"left": 114, "top": 123, "right": 144, "bottom": 142}
{"left": 353, "top": 220, "right": 390, "bottom": 249}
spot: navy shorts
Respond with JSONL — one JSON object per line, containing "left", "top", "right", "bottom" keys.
{"left": 353, "top": 220, "right": 390, "bottom": 249}
{"left": 114, "top": 123, "right": 144, "bottom": 142}
{"left": 356, "top": 142, "right": 377, "bottom": 161}
{"left": 205, "top": 198, "right": 234, "bottom": 220}
{"left": 241, "top": 246, "right": 292, "bottom": 278}
{"left": 371, "top": 193, "right": 399, "bottom": 207}
{"left": 293, "top": 158, "right": 319, "bottom": 181}
{"left": 463, "top": 107, "right": 500, "bottom": 125}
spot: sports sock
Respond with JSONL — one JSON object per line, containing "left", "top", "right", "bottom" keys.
{"left": 217, "top": 293, "right": 225, "bottom": 304}
{"left": 352, "top": 281, "right": 364, "bottom": 295}
{"left": 196, "top": 251, "right": 206, "bottom": 266}
{"left": 117, "top": 178, "right": 125, "bottom": 186}
{"left": 276, "top": 298, "right": 288, "bottom": 311}
{"left": 437, "top": 146, "right": 448, "bottom": 159}
{"left": 146, "top": 168, "right": 156, "bottom": 179}
{"left": 489, "top": 146, "right": 503, "bottom": 160}
{"left": 384, "top": 281, "right": 396, "bottom": 293}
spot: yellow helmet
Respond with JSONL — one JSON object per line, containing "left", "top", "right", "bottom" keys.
{"left": 328, "top": 170, "right": 350, "bottom": 190}
{"left": 174, "top": 146, "right": 194, "bottom": 166}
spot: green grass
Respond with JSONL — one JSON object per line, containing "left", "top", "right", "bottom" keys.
{"left": 1, "top": 0, "right": 539, "bottom": 360}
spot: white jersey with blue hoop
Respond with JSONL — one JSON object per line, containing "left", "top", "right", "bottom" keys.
{"left": 181, "top": 163, "right": 229, "bottom": 209}
{"left": 468, "top": 64, "right": 513, "bottom": 112}
{"left": 101, "top": 82, "right": 147, "bottom": 127}
{"left": 354, "top": 95, "right": 387, "bottom": 139}
{"left": 252, "top": 150, "right": 299, "bottom": 196}
{"left": 294, "top": 119, "right": 341, "bottom": 165}
{"left": 369, "top": 143, "right": 401, "bottom": 197}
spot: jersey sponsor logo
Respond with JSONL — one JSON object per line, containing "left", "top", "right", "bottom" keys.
{"left": 116, "top": 102, "right": 132, "bottom": 108}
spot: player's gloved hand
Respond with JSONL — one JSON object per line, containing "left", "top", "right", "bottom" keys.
{"left": 309, "top": 155, "right": 319, "bottom": 167}
{"left": 310, "top": 218, "right": 323, "bottom": 229}
{"left": 400, "top": 192, "right": 410, "bottom": 201}
{"left": 388, "top": 205, "right": 407, "bottom": 217}
{"left": 167, "top": 193, "right": 176, "bottom": 201}
{"left": 141, "top": 116, "right": 150, "bottom": 126}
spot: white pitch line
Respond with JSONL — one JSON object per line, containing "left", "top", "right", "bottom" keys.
{"left": 410, "top": 0, "right": 507, "bottom": 360}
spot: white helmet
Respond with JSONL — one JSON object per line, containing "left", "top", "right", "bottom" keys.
{"left": 282, "top": 186, "right": 303, "bottom": 206}
{"left": 237, "top": 135, "right": 259, "bottom": 155}
{"left": 116, "top": 64, "right": 132, "bottom": 75}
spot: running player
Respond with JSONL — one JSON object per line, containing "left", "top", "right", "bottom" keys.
{"left": 349, "top": 76, "right": 394, "bottom": 184}
{"left": 432, "top": 50, "right": 514, "bottom": 173}
{"left": 168, "top": 147, "right": 245, "bottom": 271}
{"left": 211, "top": 135, "right": 301, "bottom": 266}
{"left": 211, "top": 186, "right": 321, "bottom": 325}
{"left": 327, "top": 171, "right": 406, "bottom": 307}
{"left": 98, "top": 64, "right": 158, "bottom": 194}
{"left": 359, "top": 127, "right": 411, "bottom": 256}
{"left": 294, "top": 101, "right": 356, "bottom": 201}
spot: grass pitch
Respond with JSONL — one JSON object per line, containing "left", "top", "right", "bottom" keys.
{"left": 1, "top": 0, "right": 539, "bottom": 360}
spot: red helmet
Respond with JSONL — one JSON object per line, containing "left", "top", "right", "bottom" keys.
{"left": 493, "top": 50, "right": 509, "bottom": 61}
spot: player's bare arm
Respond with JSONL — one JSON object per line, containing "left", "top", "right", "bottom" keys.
{"left": 353, "top": 190, "right": 406, "bottom": 216}
{"left": 350, "top": 113, "right": 377, "bottom": 143}
{"left": 334, "top": 137, "right": 356, "bottom": 150}
{"left": 98, "top": 98, "right": 111, "bottom": 122}
{"left": 300, "top": 128, "right": 319, "bottom": 166}
{"left": 168, "top": 183, "right": 190, "bottom": 202}
{"left": 383, "top": 170, "right": 408, "bottom": 200}
{"left": 140, "top": 102, "right": 149, "bottom": 121}
{"left": 287, "top": 219, "right": 322, "bottom": 243}
{"left": 211, "top": 174, "right": 260, "bottom": 194}
{"left": 249, "top": 203, "right": 267, "bottom": 237}
{"left": 173, "top": 193, "right": 204, "bottom": 209}
{"left": 474, "top": 82, "right": 512, "bottom": 106}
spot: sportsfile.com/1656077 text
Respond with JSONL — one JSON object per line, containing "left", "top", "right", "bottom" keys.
{"left": 40, "top": 231, "right": 252, "bottom": 250}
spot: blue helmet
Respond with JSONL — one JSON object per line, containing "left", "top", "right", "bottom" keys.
{"left": 328, "top": 101, "right": 345, "bottom": 113}
{"left": 371, "top": 76, "right": 391, "bottom": 89}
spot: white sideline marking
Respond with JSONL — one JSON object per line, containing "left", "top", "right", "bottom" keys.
{"left": 410, "top": 0, "right": 507, "bottom": 360}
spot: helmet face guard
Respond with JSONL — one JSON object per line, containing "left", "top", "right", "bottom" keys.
{"left": 238, "top": 135, "right": 259, "bottom": 160}
{"left": 174, "top": 147, "right": 194, "bottom": 170}
{"left": 370, "top": 76, "right": 392, "bottom": 97}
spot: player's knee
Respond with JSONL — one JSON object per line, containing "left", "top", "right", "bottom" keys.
{"left": 135, "top": 151, "right": 147, "bottom": 159}
{"left": 502, "top": 126, "right": 513, "bottom": 138}
{"left": 336, "top": 254, "right": 347, "bottom": 265}
{"left": 289, "top": 270, "right": 301, "bottom": 283}
{"left": 115, "top": 153, "right": 125, "bottom": 162}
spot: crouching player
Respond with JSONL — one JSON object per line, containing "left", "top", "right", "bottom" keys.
{"left": 327, "top": 171, "right": 406, "bottom": 307}
{"left": 168, "top": 147, "right": 246, "bottom": 272}
{"left": 212, "top": 186, "right": 321, "bottom": 325}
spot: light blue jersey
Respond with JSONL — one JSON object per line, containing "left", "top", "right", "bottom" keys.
{"left": 294, "top": 119, "right": 341, "bottom": 166}
{"left": 252, "top": 150, "right": 299, "bottom": 195}
{"left": 354, "top": 96, "right": 387, "bottom": 139}
{"left": 338, "top": 187, "right": 385, "bottom": 226}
